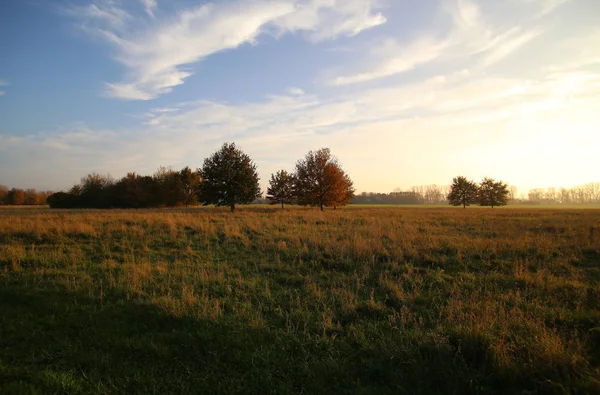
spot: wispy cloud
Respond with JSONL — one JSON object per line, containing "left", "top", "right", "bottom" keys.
{"left": 330, "top": 0, "right": 564, "bottom": 85}
{"left": 67, "top": 0, "right": 386, "bottom": 100}
{"left": 0, "top": 79, "right": 7, "bottom": 96}
{"left": 514, "top": 0, "right": 570, "bottom": 16}
{"left": 3, "top": 57, "right": 599, "bottom": 190}
{"left": 140, "top": 0, "right": 157, "bottom": 18}
{"left": 273, "top": 0, "right": 386, "bottom": 42}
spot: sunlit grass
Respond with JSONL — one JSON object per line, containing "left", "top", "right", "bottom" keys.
{"left": 1, "top": 206, "right": 599, "bottom": 394}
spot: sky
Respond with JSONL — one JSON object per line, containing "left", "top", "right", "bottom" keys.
{"left": 0, "top": 0, "right": 599, "bottom": 194}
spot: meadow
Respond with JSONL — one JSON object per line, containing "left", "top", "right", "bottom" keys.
{"left": 1, "top": 206, "right": 599, "bottom": 394}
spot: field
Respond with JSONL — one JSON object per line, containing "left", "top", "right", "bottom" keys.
{"left": 1, "top": 206, "right": 599, "bottom": 394}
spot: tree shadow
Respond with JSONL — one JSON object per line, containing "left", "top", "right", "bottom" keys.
{"left": 1, "top": 279, "right": 597, "bottom": 395}
{"left": 1, "top": 281, "right": 393, "bottom": 394}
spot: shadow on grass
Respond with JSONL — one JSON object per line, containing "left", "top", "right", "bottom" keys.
{"left": 1, "top": 279, "right": 597, "bottom": 395}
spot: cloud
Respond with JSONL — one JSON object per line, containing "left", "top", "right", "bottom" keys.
{"left": 287, "top": 87, "right": 305, "bottom": 96}
{"left": 273, "top": 0, "right": 386, "bottom": 42}
{"left": 3, "top": 57, "right": 599, "bottom": 191}
{"left": 66, "top": 2, "right": 130, "bottom": 28}
{"left": 514, "top": 0, "right": 569, "bottom": 16}
{"left": 67, "top": 0, "right": 385, "bottom": 100}
{"left": 331, "top": 36, "right": 447, "bottom": 85}
{"left": 140, "top": 0, "right": 157, "bottom": 18}
{"left": 0, "top": 80, "right": 7, "bottom": 96}
{"left": 330, "top": 0, "right": 561, "bottom": 85}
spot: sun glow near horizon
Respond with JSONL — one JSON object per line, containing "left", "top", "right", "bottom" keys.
{"left": 0, "top": 0, "right": 598, "bottom": 193}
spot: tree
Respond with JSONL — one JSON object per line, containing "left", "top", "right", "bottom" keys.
{"left": 447, "top": 176, "right": 479, "bottom": 208}
{"left": 508, "top": 185, "right": 518, "bottom": 202}
{"left": 113, "top": 172, "right": 155, "bottom": 208}
{"left": 266, "top": 170, "right": 295, "bottom": 208}
{"left": 179, "top": 166, "right": 202, "bottom": 207}
{"left": 153, "top": 166, "right": 182, "bottom": 207}
{"left": 36, "top": 191, "right": 49, "bottom": 205}
{"left": 323, "top": 162, "right": 354, "bottom": 209}
{"left": 24, "top": 189, "right": 38, "bottom": 205}
{"left": 0, "top": 185, "right": 7, "bottom": 205}
{"left": 47, "top": 192, "right": 74, "bottom": 208}
{"left": 78, "top": 173, "right": 115, "bottom": 208}
{"left": 198, "top": 142, "right": 261, "bottom": 212}
{"left": 294, "top": 148, "right": 354, "bottom": 211}
{"left": 478, "top": 177, "right": 509, "bottom": 208}
{"left": 6, "top": 188, "right": 26, "bottom": 205}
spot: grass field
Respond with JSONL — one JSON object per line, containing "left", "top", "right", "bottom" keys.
{"left": 1, "top": 206, "right": 599, "bottom": 394}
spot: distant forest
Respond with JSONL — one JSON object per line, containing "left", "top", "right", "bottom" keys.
{"left": 3, "top": 181, "right": 599, "bottom": 207}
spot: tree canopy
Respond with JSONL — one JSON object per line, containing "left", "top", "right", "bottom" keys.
{"left": 294, "top": 148, "right": 354, "bottom": 211}
{"left": 198, "top": 143, "right": 261, "bottom": 212}
{"left": 448, "top": 176, "right": 479, "bottom": 208}
{"left": 266, "top": 170, "right": 295, "bottom": 208}
{"left": 478, "top": 177, "right": 509, "bottom": 208}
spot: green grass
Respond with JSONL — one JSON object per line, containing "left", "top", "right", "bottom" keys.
{"left": 1, "top": 206, "right": 599, "bottom": 394}
{"left": 349, "top": 204, "right": 600, "bottom": 209}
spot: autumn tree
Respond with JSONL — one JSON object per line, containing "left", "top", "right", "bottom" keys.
{"left": 6, "top": 188, "right": 25, "bottom": 205}
{"left": 447, "top": 176, "right": 479, "bottom": 208}
{"left": 266, "top": 170, "right": 295, "bottom": 208}
{"left": 198, "top": 142, "right": 261, "bottom": 212}
{"left": 0, "top": 185, "right": 7, "bottom": 205}
{"left": 24, "top": 189, "right": 38, "bottom": 205}
{"left": 179, "top": 166, "right": 202, "bottom": 207}
{"left": 294, "top": 148, "right": 354, "bottom": 211}
{"left": 478, "top": 177, "right": 509, "bottom": 208}
{"left": 36, "top": 191, "right": 49, "bottom": 205}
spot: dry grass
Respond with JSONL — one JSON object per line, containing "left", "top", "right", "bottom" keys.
{"left": 1, "top": 206, "right": 599, "bottom": 394}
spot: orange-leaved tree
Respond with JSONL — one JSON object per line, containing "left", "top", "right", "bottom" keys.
{"left": 294, "top": 148, "right": 354, "bottom": 211}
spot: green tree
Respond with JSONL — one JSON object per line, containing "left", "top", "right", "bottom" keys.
{"left": 113, "top": 173, "right": 155, "bottom": 208}
{"left": 179, "top": 166, "right": 202, "bottom": 207}
{"left": 198, "top": 143, "right": 261, "bottom": 212}
{"left": 79, "top": 173, "right": 115, "bottom": 208}
{"left": 266, "top": 170, "right": 295, "bottom": 208}
{"left": 153, "top": 166, "right": 182, "bottom": 207}
{"left": 447, "top": 176, "right": 479, "bottom": 208}
{"left": 478, "top": 177, "right": 509, "bottom": 208}
{"left": 294, "top": 148, "right": 354, "bottom": 211}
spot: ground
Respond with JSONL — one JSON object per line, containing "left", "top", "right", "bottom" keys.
{"left": 1, "top": 206, "right": 599, "bottom": 394}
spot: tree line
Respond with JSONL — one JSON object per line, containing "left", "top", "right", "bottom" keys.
{"left": 46, "top": 144, "right": 354, "bottom": 212}
{"left": 351, "top": 177, "right": 511, "bottom": 208}
{"left": 351, "top": 185, "right": 450, "bottom": 205}
{"left": 0, "top": 186, "right": 52, "bottom": 206}
{"left": 2, "top": 142, "right": 597, "bottom": 209}
{"left": 527, "top": 183, "right": 600, "bottom": 205}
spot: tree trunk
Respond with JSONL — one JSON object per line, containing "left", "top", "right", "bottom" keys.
{"left": 320, "top": 203, "right": 324, "bottom": 211}
{"left": 230, "top": 203, "right": 235, "bottom": 213}
{"left": 463, "top": 202, "right": 466, "bottom": 208}
{"left": 281, "top": 200, "right": 284, "bottom": 209}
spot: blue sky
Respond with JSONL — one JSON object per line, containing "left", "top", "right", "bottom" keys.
{"left": 0, "top": 0, "right": 599, "bottom": 194}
